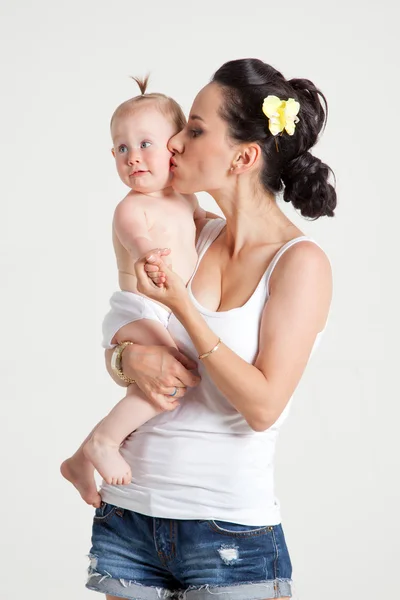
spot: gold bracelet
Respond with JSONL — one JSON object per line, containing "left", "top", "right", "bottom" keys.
{"left": 198, "top": 338, "right": 222, "bottom": 360}
{"left": 112, "top": 341, "right": 136, "bottom": 385}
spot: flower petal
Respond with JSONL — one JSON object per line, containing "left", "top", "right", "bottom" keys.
{"left": 285, "top": 119, "right": 296, "bottom": 135}
{"left": 283, "top": 99, "right": 300, "bottom": 134}
{"left": 285, "top": 98, "right": 300, "bottom": 118}
{"left": 269, "top": 121, "right": 282, "bottom": 136}
{"left": 262, "top": 95, "right": 282, "bottom": 118}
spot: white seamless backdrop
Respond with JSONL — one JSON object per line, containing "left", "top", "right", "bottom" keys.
{"left": 0, "top": 1, "right": 398, "bottom": 599}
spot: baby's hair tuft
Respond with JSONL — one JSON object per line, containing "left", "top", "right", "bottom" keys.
{"left": 110, "top": 73, "right": 186, "bottom": 136}
{"left": 130, "top": 74, "right": 150, "bottom": 95}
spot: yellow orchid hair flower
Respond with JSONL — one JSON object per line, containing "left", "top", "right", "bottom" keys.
{"left": 262, "top": 95, "right": 300, "bottom": 136}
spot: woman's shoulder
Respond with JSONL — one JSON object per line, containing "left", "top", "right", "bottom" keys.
{"left": 270, "top": 237, "right": 331, "bottom": 282}
{"left": 268, "top": 238, "right": 332, "bottom": 314}
{"left": 260, "top": 238, "right": 332, "bottom": 334}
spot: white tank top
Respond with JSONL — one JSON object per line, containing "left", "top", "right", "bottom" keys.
{"left": 101, "top": 218, "right": 326, "bottom": 525}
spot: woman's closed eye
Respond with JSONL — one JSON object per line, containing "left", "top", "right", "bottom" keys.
{"left": 190, "top": 128, "right": 203, "bottom": 138}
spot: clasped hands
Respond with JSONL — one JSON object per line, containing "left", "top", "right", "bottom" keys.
{"left": 134, "top": 248, "right": 189, "bottom": 312}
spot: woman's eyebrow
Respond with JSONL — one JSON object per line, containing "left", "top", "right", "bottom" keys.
{"left": 189, "top": 114, "right": 205, "bottom": 122}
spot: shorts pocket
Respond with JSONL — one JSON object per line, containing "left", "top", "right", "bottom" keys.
{"left": 207, "top": 519, "right": 273, "bottom": 538}
{"left": 93, "top": 502, "right": 117, "bottom": 523}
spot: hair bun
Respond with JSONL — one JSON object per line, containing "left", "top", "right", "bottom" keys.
{"left": 212, "top": 59, "right": 336, "bottom": 219}
{"left": 282, "top": 152, "right": 336, "bottom": 218}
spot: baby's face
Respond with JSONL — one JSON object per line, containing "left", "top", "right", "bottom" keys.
{"left": 111, "top": 105, "right": 176, "bottom": 194}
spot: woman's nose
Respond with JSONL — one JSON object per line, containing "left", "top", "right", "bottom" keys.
{"left": 168, "top": 130, "right": 184, "bottom": 154}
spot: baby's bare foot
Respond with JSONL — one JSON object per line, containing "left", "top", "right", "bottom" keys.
{"left": 60, "top": 453, "right": 102, "bottom": 508}
{"left": 83, "top": 436, "right": 132, "bottom": 486}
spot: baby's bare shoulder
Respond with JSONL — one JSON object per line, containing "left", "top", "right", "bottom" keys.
{"left": 114, "top": 191, "right": 147, "bottom": 221}
{"left": 113, "top": 192, "right": 148, "bottom": 237}
{"left": 116, "top": 190, "right": 147, "bottom": 210}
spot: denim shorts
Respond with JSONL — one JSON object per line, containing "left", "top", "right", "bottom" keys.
{"left": 86, "top": 502, "right": 293, "bottom": 599}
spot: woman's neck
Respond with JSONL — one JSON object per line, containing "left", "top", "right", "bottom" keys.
{"left": 211, "top": 183, "right": 299, "bottom": 258}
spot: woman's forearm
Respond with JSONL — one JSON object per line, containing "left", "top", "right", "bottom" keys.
{"left": 174, "top": 301, "right": 273, "bottom": 431}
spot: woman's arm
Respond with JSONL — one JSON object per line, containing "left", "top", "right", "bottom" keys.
{"left": 180, "top": 243, "right": 332, "bottom": 430}
{"left": 105, "top": 341, "right": 201, "bottom": 401}
{"left": 159, "top": 242, "right": 332, "bottom": 431}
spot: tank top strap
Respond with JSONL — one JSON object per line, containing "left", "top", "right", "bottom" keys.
{"left": 195, "top": 217, "right": 226, "bottom": 255}
{"left": 265, "top": 236, "right": 322, "bottom": 295}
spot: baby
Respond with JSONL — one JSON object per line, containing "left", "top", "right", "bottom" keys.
{"left": 61, "top": 78, "right": 214, "bottom": 506}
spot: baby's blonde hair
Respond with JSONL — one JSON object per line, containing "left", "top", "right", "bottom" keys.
{"left": 110, "top": 75, "right": 186, "bottom": 134}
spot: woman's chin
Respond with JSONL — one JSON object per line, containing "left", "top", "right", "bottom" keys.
{"left": 171, "top": 179, "right": 195, "bottom": 195}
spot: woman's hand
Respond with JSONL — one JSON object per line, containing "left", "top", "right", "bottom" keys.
{"left": 120, "top": 343, "right": 201, "bottom": 411}
{"left": 134, "top": 248, "right": 190, "bottom": 312}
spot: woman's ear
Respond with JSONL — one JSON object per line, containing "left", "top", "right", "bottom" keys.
{"left": 232, "top": 143, "right": 262, "bottom": 173}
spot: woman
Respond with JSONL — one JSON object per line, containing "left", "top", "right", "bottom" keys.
{"left": 87, "top": 58, "right": 335, "bottom": 600}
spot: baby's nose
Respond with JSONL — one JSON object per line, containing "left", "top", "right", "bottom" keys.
{"left": 128, "top": 149, "right": 141, "bottom": 165}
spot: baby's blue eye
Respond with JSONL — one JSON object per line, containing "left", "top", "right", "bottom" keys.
{"left": 140, "top": 141, "right": 152, "bottom": 149}
{"left": 118, "top": 144, "right": 128, "bottom": 154}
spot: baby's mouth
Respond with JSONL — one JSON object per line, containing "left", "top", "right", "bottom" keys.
{"left": 129, "top": 170, "right": 149, "bottom": 176}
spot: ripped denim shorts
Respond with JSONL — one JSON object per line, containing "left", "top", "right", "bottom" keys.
{"left": 86, "top": 503, "right": 293, "bottom": 599}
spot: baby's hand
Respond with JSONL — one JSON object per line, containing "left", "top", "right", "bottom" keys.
{"left": 145, "top": 249, "right": 171, "bottom": 288}
{"left": 136, "top": 249, "right": 189, "bottom": 312}
{"left": 164, "top": 257, "right": 172, "bottom": 270}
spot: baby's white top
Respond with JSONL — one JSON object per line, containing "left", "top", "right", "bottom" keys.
{"left": 101, "top": 218, "right": 326, "bottom": 525}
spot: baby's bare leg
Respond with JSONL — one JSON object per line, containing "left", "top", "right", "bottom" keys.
{"left": 83, "top": 385, "right": 162, "bottom": 485}
{"left": 62, "top": 318, "right": 177, "bottom": 498}
{"left": 61, "top": 422, "right": 104, "bottom": 507}
{"left": 84, "top": 319, "right": 176, "bottom": 484}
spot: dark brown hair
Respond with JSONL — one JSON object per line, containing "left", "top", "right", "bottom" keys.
{"left": 212, "top": 59, "right": 336, "bottom": 219}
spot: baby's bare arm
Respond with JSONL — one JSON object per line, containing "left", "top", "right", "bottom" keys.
{"left": 113, "top": 196, "right": 158, "bottom": 259}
